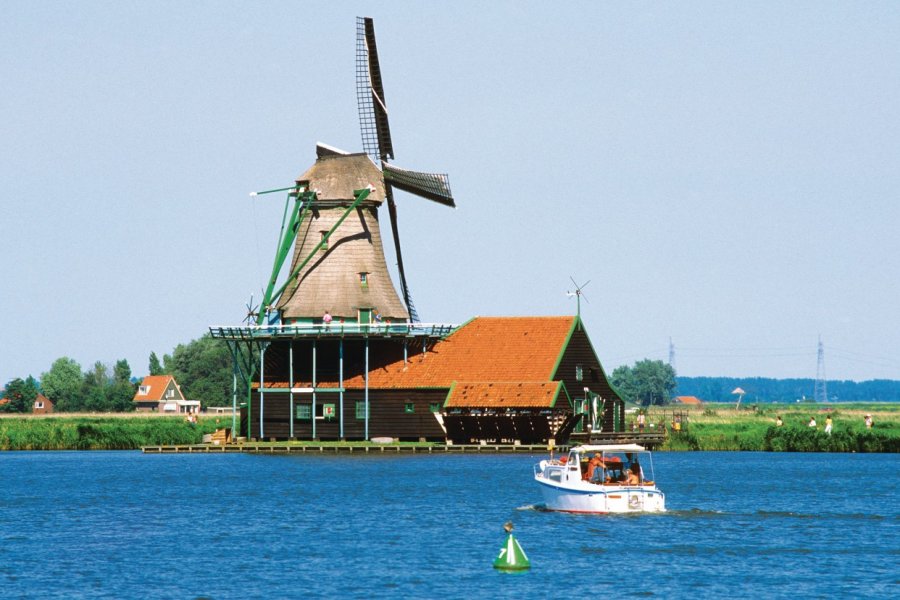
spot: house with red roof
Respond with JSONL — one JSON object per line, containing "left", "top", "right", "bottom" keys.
{"left": 236, "top": 316, "right": 624, "bottom": 444}
{"left": 673, "top": 395, "right": 703, "bottom": 406}
{"left": 32, "top": 393, "right": 54, "bottom": 414}
{"left": 133, "top": 375, "right": 200, "bottom": 413}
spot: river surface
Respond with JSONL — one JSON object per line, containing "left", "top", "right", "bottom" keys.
{"left": 1, "top": 451, "right": 897, "bottom": 598}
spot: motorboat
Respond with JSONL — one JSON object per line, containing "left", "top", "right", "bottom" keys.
{"left": 534, "top": 444, "right": 665, "bottom": 513}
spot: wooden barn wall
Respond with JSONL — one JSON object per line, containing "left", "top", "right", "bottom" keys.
{"left": 247, "top": 388, "right": 448, "bottom": 441}
{"left": 553, "top": 326, "right": 625, "bottom": 431}
{"left": 259, "top": 338, "right": 412, "bottom": 386}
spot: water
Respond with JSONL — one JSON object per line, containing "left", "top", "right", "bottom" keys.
{"left": 1, "top": 451, "right": 897, "bottom": 599}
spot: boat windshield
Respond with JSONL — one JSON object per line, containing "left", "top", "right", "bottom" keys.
{"left": 579, "top": 450, "right": 654, "bottom": 485}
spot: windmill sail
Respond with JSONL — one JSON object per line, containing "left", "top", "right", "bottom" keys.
{"left": 357, "top": 16, "right": 393, "bottom": 163}
{"left": 383, "top": 163, "right": 455, "bottom": 207}
{"left": 355, "top": 16, "right": 456, "bottom": 323}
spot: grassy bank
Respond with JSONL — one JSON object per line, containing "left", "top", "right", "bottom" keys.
{"left": 653, "top": 403, "right": 900, "bottom": 452}
{"left": 0, "top": 415, "right": 221, "bottom": 450}
{"left": 3, "top": 404, "right": 898, "bottom": 452}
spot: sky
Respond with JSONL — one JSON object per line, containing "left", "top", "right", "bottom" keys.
{"left": 2, "top": 1, "right": 899, "bottom": 386}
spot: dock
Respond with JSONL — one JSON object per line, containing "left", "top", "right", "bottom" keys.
{"left": 141, "top": 443, "right": 561, "bottom": 454}
{"left": 571, "top": 431, "right": 668, "bottom": 449}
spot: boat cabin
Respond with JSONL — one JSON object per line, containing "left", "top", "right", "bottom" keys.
{"left": 565, "top": 444, "right": 655, "bottom": 486}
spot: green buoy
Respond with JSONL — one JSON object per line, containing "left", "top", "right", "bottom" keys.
{"left": 493, "top": 522, "right": 531, "bottom": 571}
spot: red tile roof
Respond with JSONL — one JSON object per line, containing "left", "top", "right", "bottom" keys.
{"left": 133, "top": 375, "right": 179, "bottom": 402}
{"left": 349, "top": 316, "right": 577, "bottom": 389}
{"left": 674, "top": 395, "right": 703, "bottom": 405}
{"left": 445, "top": 381, "right": 563, "bottom": 408}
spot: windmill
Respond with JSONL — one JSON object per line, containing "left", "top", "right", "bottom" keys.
{"left": 254, "top": 17, "right": 455, "bottom": 326}
{"left": 355, "top": 16, "right": 455, "bottom": 323}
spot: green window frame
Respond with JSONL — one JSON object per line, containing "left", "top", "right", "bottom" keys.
{"left": 429, "top": 403, "right": 441, "bottom": 413}
{"left": 355, "top": 401, "right": 367, "bottom": 420}
{"left": 296, "top": 404, "right": 311, "bottom": 420}
{"left": 404, "top": 402, "right": 415, "bottom": 414}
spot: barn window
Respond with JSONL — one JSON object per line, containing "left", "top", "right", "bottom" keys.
{"left": 139, "top": 386, "right": 150, "bottom": 395}
{"left": 430, "top": 403, "right": 441, "bottom": 413}
{"left": 575, "top": 364, "right": 583, "bottom": 381}
{"left": 359, "top": 272, "right": 369, "bottom": 288}
{"left": 355, "top": 401, "right": 367, "bottom": 419}
{"left": 404, "top": 402, "right": 415, "bottom": 414}
{"left": 296, "top": 405, "right": 311, "bottom": 420}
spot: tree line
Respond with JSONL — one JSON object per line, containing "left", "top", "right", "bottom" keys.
{"left": 1, "top": 334, "right": 237, "bottom": 413}
{"left": 2, "top": 359, "right": 137, "bottom": 413}
{"left": 675, "top": 376, "right": 900, "bottom": 403}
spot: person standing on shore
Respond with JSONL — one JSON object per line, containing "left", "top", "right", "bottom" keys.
{"left": 808, "top": 417, "right": 817, "bottom": 428}
{"left": 865, "top": 414, "right": 873, "bottom": 429}
{"left": 775, "top": 415, "right": 783, "bottom": 427}
{"left": 824, "top": 415, "right": 833, "bottom": 435}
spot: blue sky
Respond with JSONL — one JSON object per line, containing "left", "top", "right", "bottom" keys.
{"left": 2, "top": 1, "right": 899, "bottom": 385}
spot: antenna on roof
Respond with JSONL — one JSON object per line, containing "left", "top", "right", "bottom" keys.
{"left": 566, "top": 277, "right": 591, "bottom": 330}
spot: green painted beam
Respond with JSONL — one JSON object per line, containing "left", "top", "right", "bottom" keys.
{"left": 268, "top": 187, "right": 372, "bottom": 308}
{"left": 257, "top": 187, "right": 316, "bottom": 325}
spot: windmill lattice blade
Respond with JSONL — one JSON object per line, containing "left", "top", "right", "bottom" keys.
{"left": 357, "top": 17, "right": 394, "bottom": 163}
{"left": 383, "top": 162, "right": 455, "bottom": 207}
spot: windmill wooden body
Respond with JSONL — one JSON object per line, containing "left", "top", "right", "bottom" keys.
{"left": 258, "top": 17, "right": 454, "bottom": 327}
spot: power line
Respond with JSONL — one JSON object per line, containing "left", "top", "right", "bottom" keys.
{"left": 815, "top": 336, "right": 827, "bottom": 402}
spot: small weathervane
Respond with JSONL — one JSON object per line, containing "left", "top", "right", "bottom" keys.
{"left": 566, "top": 277, "right": 590, "bottom": 329}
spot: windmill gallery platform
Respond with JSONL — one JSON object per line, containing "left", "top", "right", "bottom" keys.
{"left": 209, "top": 18, "right": 629, "bottom": 446}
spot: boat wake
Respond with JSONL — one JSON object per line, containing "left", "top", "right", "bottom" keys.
{"left": 516, "top": 503, "right": 550, "bottom": 512}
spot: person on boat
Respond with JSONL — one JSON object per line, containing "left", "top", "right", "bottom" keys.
{"left": 586, "top": 453, "right": 605, "bottom": 482}
{"left": 625, "top": 464, "right": 641, "bottom": 486}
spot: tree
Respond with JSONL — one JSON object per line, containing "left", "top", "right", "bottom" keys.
{"left": 166, "top": 335, "right": 234, "bottom": 409}
{"left": 1, "top": 377, "right": 39, "bottom": 413}
{"left": 41, "top": 357, "right": 84, "bottom": 412}
{"left": 83, "top": 385, "right": 108, "bottom": 412}
{"left": 611, "top": 365, "right": 637, "bottom": 404}
{"left": 611, "top": 359, "right": 676, "bottom": 406}
{"left": 84, "top": 361, "right": 110, "bottom": 388}
{"left": 632, "top": 359, "right": 677, "bottom": 406}
{"left": 106, "top": 359, "right": 137, "bottom": 412}
{"left": 148, "top": 352, "right": 163, "bottom": 376}
{"left": 113, "top": 359, "right": 132, "bottom": 384}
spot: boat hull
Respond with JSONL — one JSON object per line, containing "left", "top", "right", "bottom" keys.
{"left": 536, "top": 477, "right": 666, "bottom": 514}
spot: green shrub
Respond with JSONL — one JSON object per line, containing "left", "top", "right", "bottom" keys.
{"left": 0, "top": 417, "right": 216, "bottom": 450}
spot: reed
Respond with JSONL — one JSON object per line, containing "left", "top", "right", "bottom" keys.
{"left": 655, "top": 403, "right": 899, "bottom": 452}
{"left": 0, "top": 416, "right": 221, "bottom": 450}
